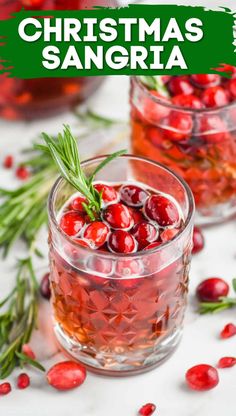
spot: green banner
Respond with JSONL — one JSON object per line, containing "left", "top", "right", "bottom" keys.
{"left": 0, "top": 4, "right": 235, "bottom": 79}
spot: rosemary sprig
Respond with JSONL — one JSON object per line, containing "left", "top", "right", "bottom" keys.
{"left": 199, "top": 278, "right": 236, "bottom": 314}
{"left": 42, "top": 125, "right": 126, "bottom": 221}
{"left": 0, "top": 257, "right": 45, "bottom": 379}
{"left": 139, "top": 76, "right": 170, "bottom": 97}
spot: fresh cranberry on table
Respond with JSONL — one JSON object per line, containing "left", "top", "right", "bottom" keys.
{"left": 83, "top": 221, "right": 109, "bottom": 248}
{"left": 60, "top": 211, "right": 85, "bottom": 236}
{"left": 169, "top": 76, "right": 194, "bottom": 96}
{"left": 145, "top": 194, "right": 180, "bottom": 227}
{"left": 172, "top": 94, "right": 204, "bottom": 109}
{"left": 190, "top": 74, "right": 220, "bottom": 88}
{"left": 120, "top": 184, "right": 148, "bottom": 207}
{"left": 16, "top": 166, "right": 30, "bottom": 180}
{"left": 132, "top": 221, "right": 158, "bottom": 250}
{"left": 0, "top": 382, "right": 11, "bottom": 395}
{"left": 220, "top": 323, "right": 236, "bottom": 339}
{"left": 94, "top": 183, "right": 119, "bottom": 204}
{"left": 47, "top": 361, "right": 86, "bottom": 391}
{"left": 201, "top": 86, "right": 229, "bottom": 108}
{"left": 192, "top": 226, "right": 204, "bottom": 254}
{"left": 196, "top": 277, "right": 229, "bottom": 302}
{"left": 217, "top": 357, "right": 236, "bottom": 369}
{"left": 108, "top": 230, "right": 136, "bottom": 253}
{"left": 103, "top": 203, "right": 133, "bottom": 229}
{"left": 40, "top": 272, "right": 51, "bottom": 300}
{"left": 185, "top": 364, "right": 219, "bottom": 391}
{"left": 3, "top": 155, "right": 14, "bottom": 169}
{"left": 139, "top": 403, "right": 156, "bottom": 416}
{"left": 17, "top": 373, "right": 30, "bottom": 389}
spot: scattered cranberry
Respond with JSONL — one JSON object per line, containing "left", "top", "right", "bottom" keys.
{"left": 40, "top": 272, "right": 51, "bottom": 299}
{"left": 0, "top": 382, "right": 11, "bottom": 396}
{"left": 108, "top": 230, "right": 136, "bottom": 253}
{"left": 70, "top": 196, "right": 87, "bottom": 213}
{"left": 139, "top": 403, "right": 156, "bottom": 416}
{"left": 220, "top": 323, "right": 236, "bottom": 339}
{"left": 185, "top": 364, "right": 219, "bottom": 391}
{"left": 94, "top": 183, "right": 118, "bottom": 204}
{"left": 103, "top": 203, "right": 132, "bottom": 229}
{"left": 191, "top": 74, "right": 220, "bottom": 88}
{"left": 16, "top": 166, "right": 30, "bottom": 180}
{"left": 162, "top": 111, "right": 193, "bottom": 142}
{"left": 196, "top": 278, "right": 229, "bottom": 302}
{"left": 217, "top": 357, "right": 236, "bottom": 369}
{"left": 47, "top": 361, "right": 86, "bottom": 391}
{"left": 132, "top": 221, "right": 158, "bottom": 249}
{"left": 145, "top": 194, "right": 180, "bottom": 227}
{"left": 3, "top": 155, "right": 14, "bottom": 169}
{"left": 169, "top": 76, "right": 194, "bottom": 96}
{"left": 22, "top": 344, "right": 36, "bottom": 360}
{"left": 17, "top": 373, "right": 30, "bottom": 389}
{"left": 192, "top": 226, "right": 204, "bottom": 254}
{"left": 60, "top": 211, "right": 85, "bottom": 236}
{"left": 201, "top": 86, "right": 229, "bottom": 108}
{"left": 120, "top": 184, "right": 148, "bottom": 207}
{"left": 144, "top": 241, "right": 161, "bottom": 251}
{"left": 172, "top": 94, "right": 204, "bottom": 109}
{"left": 83, "top": 221, "right": 109, "bottom": 248}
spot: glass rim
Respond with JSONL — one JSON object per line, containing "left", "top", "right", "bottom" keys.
{"left": 132, "top": 76, "right": 236, "bottom": 114}
{"left": 48, "top": 154, "right": 195, "bottom": 259}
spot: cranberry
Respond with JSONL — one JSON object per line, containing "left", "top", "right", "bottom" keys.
{"left": 70, "top": 196, "right": 87, "bottom": 213}
{"left": 200, "top": 116, "right": 229, "bottom": 144}
{"left": 128, "top": 207, "right": 145, "bottom": 226}
{"left": 217, "top": 357, "right": 236, "bottom": 369}
{"left": 17, "top": 373, "right": 30, "bottom": 389}
{"left": 144, "top": 241, "right": 161, "bottom": 251}
{"left": 132, "top": 221, "right": 158, "bottom": 249}
{"left": 40, "top": 272, "right": 51, "bottom": 300}
{"left": 0, "top": 382, "right": 11, "bottom": 395}
{"left": 196, "top": 278, "right": 229, "bottom": 302}
{"left": 22, "top": 344, "right": 36, "bottom": 360}
{"left": 144, "top": 91, "right": 171, "bottom": 123}
{"left": 192, "top": 226, "right": 204, "bottom": 254}
{"left": 120, "top": 184, "right": 148, "bottom": 207}
{"left": 3, "top": 155, "right": 14, "bottom": 169}
{"left": 172, "top": 94, "right": 204, "bottom": 109}
{"left": 162, "top": 111, "right": 193, "bottom": 142}
{"left": 94, "top": 183, "right": 118, "bottom": 204}
{"left": 220, "top": 323, "right": 236, "bottom": 339}
{"left": 201, "top": 86, "right": 229, "bottom": 108}
{"left": 145, "top": 194, "right": 180, "bottom": 227}
{"left": 147, "top": 126, "right": 172, "bottom": 150}
{"left": 160, "top": 228, "right": 179, "bottom": 243}
{"left": 139, "top": 403, "right": 156, "bottom": 416}
{"left": 108, "top": 230, "right": 136, "bottom": 253}
{"left": 169, "top": 76, "right": 194, "bottom": 96}
{"left": 60, "top": 211, "right": 85, "bottom": 236}
{"left": 83, "top": 221, "right": 109, "bottom": 248}
{"left": 191, "top": 74, "right": 220, "bottom": 88}
{"left": 116, "top": 259, "right": 143, "bottom": 278}
{"left": 185, "top": 364, "right": 219, "bottom": 391}
{"left": 228, "top": 78, "right": 236, "bottom": 100}
{"left": 47, "top": 361, "right": 86, "bottom": 391}
{"left": 103, "top": 203, "right": 132, "bottom": 229}
{"left": 16, "top": 166, "right": 30, "bottom": 180}
{"left": 73, "top": 238, "right": 91, "bottom": 248}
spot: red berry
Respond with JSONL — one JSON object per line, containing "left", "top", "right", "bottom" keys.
{"left": 120, "top": 184, "right": 148, "bottom": 208}
{"left": 3, "top": 155, "right": 14, "bottom": 169}
{"left": 60, "top": 211, "right": 85, "bottom": 236}
{"left": 94, "top": 183, "right": 118, "bottom": 204}
{"left": 139, "top": 403, "right": 156, "bottom": 416}
{"left": 191, "top": 74, "right": 220, "bottom": 88}
{"left": 160, "top": 228, "right": 179, "bottom": 243}
{"left": 220, "top": 323, "right": 236, "bottom": 339}
{"left": 83, "top": 221, "right": 109, "bottom": 248}
{"left": 70, "top": 196, "right": 87, "bottom": 213}
{"left": 162, "top": 111, "right": 193, "bottom": 142}
{"left": 144, "top": 241, "right": 161, "bottom": 251}
{"left": 16, "top": 166, "right": 30, "bottom": 180}
{"left": 192, "top": 226, "right": 204, "bottom": 254}
{"left": 185, "top": 364, "right": 219, "bottom": 391}
{"left": 17, "top": 373, "right": 30, "bottom": 389}
{"left": 196, "top": 278, "right": 229, "bottom": 302}
{"left": 145, "top": 194, "right": 180, "bottom": 227}
{"left": 228, "top": 78, "right": 236, "bottom": 100}
{"left": 47, "top": 361, "right": 86, "bottom": 391}
{"left": 108, "top": 230, "right": 136, "bottom": 253}
{"left": 132, "top": 221, "right": 158, "bottom": 249}
{"left": 200, "top": 116, "right": 229, "bottom": 144}
{"left": 172, "top": 94, "right": 204, "bottom": 109}
{"left": 40, "top": 272, "right": 51, "bottom": 299}
{"left": 201, "top": 86, "right": 229, "bottom": 108}
{"left": 0, "top": 382, "right": 11, "bottom": 395}
{"left": 169, "top": 76, "right": 194, "bottom": 96}
{"left": 22, "top": 344, "right": 36, "bottom": 360}
{"left": 103, "top": 203, "right": 132, "bottom": 229}
{"left": 143, "top": 91, "right": 171, "bottom": 123}
{"left": 217, "top": 357, "right": 236, "bottom": 369}
{"left": 73, "top": 238, "right": 91, "bottom": 248}
{"left": 128, "top": 207, "right": 145, "bottom": 226}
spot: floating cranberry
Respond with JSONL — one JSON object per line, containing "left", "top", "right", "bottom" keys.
{"left": 185, "top": 364, "right": 219, "bottom": 391}
{"left": 145, "top": 194, "right": 180, "bottom": 227}
{"left": 73, "top": 238, "right": 91, "bottom": 248}
{"left": 47, "top": 361, "right": 86, "bottom": 391}
{"left": 139, "top": 403, "right": 156, "bottom": 416}
{"left": 83, "top": 221, "right": 109, "bottom": 248}
{"left": 103, "top": 203, "right": 132, "bottom": 229}
{"left": 169, "top": 76, "right": 194, "bottom": 96}
{"left": 200, "top": 116, "right": 229, "bottom": 144}
{"left": 191, "top": 74, "right": 220, "bottom": 88}
{"left": 0, "top": 382, "right": 11, "bottom": 395}
{"left": 116, "top": 259, "right": 143, "bottom": 278}
{"left": 144, "top": 91, "right": 170, "bottom": 123}
{"left": 108, "top": 230, "right": 136, "bottom": 253}
{"left": 88, "top": 256, "right": 113, "bottom": 275}
{"left": 172, "top": 94, "right": 204, "bottom": 109}
{"left": 70, "top": 196, "right": 87, "bottom": 213}
{"left": 201, "top": 86, "right": 229, "bottom": 108}
{"left": 22, "top": 344, "right": 36, "bottom": 360}
{"left": 17, "top": 373, "right": 30, "bottom": 389}
{"left": 220, "top": 323, "right": 236, "bottom": 339}
{"left": 192, "top": 226, "right": 204, "bottom": 254}
{"left": 40, "top": 272, "right": 51, "bottom": 300}
{"left": 120, "top": 184, "right": 148, "bottom": 207}
{"left": 217, "top": 357, "right": 236, "bottom": 369}
{"left": 132, "top": 221, "right": 158, "bottom": 249}
{"left": 196, "top": 278, "right": 229, "bottom": 302}
{"left": 147, "top": 126, "right": 172, "bottom": 150}
{"left": 128, "top": 207, "right": 145, "bottom": 226}
{"left": 160, "top": 228, "right": 179, "bottom": 243}
{"left": 144, "top": 241, "right": 161, "bottom": 251}
{"left": 3, "top": 155, "right": 14, "bottom": 169}
{"left": 94, "top": 183, "right": 118, "bottom": 204}
{"left": 162, "top": 111, "right": 193, "bottom": 142}
{"left": 60, "top": 211, "right": 85, "bottom": 236}
{"left": 16, "top": 166, "right": 30, "bottom": 180}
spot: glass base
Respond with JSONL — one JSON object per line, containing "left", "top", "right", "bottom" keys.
{"left": 54, "top": 323, "right": 182, "bottom": 376}
{"left": 195, "top": 200, "right": 236, "bottom": 227}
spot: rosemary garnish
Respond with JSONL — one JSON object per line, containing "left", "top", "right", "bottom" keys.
{"left": 0, "top": 257, "right": 45, "bottom": 379}
{"left": 139, "top": 76, "right": 170, "bottom": 97}
{"left": 199, "top": 278, "right": 236, "bottom": 314}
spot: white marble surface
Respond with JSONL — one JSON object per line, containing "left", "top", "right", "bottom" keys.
{"left": 0, "top": 74, "right": 236, "bottom": 416}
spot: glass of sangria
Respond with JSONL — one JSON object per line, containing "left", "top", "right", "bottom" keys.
{"left": 0, "top": 0, "right": 115, "bottom": 120}
{"left": 48, "top": 154, "right": 194, "bottom": 375}
{"left": 130, "top": 72, "right": 236, "bottom": 225}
